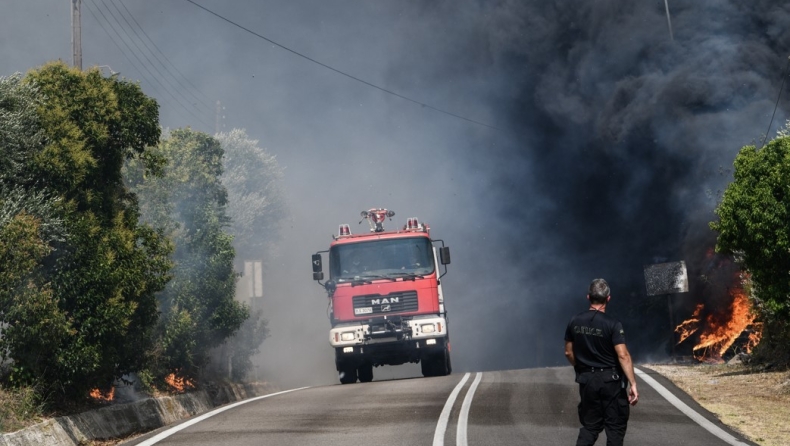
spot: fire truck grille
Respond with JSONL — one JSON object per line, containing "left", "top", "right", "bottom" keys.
{"left": 353, "top": 291, "right": 418, "bottom": 316}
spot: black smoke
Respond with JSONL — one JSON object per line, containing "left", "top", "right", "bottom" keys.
{"left": 392, "top": 0, "right": 790, "bottom": 370}
{"left": 2, "top": 0, "right": 789, "bottom": 384}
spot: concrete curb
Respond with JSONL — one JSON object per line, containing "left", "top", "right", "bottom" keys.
{"left": 0, "top": 383, "right": 264, "bottom": 446}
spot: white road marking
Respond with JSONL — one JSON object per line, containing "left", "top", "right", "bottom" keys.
{"left": 635, "top": 367, "right": 750, "bottom": 446}
{"left": 432, "top": 372, "right": 471, "bottom": 446}
{"left": 456, "top": 372, "right": 483, "bottom": 446}
{"left": 136, "top": 387, "right": 309, "bottom": 446}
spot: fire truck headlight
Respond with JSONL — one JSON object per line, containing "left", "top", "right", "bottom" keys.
{"left": 340, "top": 332, "right": 356, "bottom": 341}
{"left": 421, "top": 324, "right": 436, "bottom": 334}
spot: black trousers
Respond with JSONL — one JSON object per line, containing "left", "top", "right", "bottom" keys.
{"left": 575, "top": 371, "right": 630, "bottom": 446}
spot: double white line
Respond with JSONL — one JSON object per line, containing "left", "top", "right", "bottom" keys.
{"left": 433, "top": 372, "right": 483, "bottom": 446}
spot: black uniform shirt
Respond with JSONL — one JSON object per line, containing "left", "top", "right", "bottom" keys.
{"left": 564, "top": 309, "right": 626, "bottom": 371}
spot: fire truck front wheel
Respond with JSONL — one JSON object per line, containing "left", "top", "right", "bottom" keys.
{"left": 421, "top": 347, "right": 451, "bottom": 377}
{"left": 358, "top": 363, "right": 374, "bottom": 383}
{"left": 339, "top": 364, "right": 357, "bottom": 384}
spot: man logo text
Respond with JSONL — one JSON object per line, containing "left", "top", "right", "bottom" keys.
{"left": 370, "top": 297, "right": 399, "bottom": 305}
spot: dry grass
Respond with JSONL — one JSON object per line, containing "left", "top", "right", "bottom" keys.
{"left": 647, "top": 363, "right": 790, "bottom": 446}
{"left": 87, "top": 433, "right": 144, "bottom": 446}
{"left": 0, "top": 386, "right": 45, "bottom": 434}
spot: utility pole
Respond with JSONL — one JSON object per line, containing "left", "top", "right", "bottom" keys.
{"left": 71, "top": 0, "right": 82, "bottom": 69}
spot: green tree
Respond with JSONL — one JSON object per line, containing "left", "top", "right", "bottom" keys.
{"left": 0, "top": 74, "right": 45, "bottom": 184}
{"left": 0, "top": 63, "right": 172, "bottom": 400}
{"left": 0, "top": 74, "right": 69, "bottom": 393}
{"left": 711, "top": 127, "right": 790, "bottom": 366}
{"left": 129, "top": 128, "right": 248, "bottom": 381}
{"left": 0, "top": 213, "right": 71, "bottom": 387}
{"left": 227, "top": 310, "right": 269, "bottom": 381}
{"left": 711, "top": 131, "right": 790, "bottom": 318}
{"left": 215, "top": 129, "right": 286, "bottom": 262}
{"left": 0, "top": 74, "right": 65, "bottom": 245}
{"left": 214, "top": 129, "right": 285, "bottom": 379}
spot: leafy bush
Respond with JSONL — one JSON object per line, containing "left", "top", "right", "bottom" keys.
{"left": 129, "top": 128, "right": 248, "bottom": 382}
{"left": 711, "top": 132, "right": 790, "bottom": 319}
{"left": 712, "top": 126, "right": 790, "bottom": 368}
{"left": 0, "top": 62, "right": 172, "bottom": 402}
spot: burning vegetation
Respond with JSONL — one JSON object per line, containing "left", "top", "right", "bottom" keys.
{"left": 89, "top": 387, "right": 115, "bottom": 403}
{"left": 87, "top": 372, "right": 196, "bottom": 404}
{"left": 674, "top": 269, "right": 762, "bottom": 363}
{"left": 164, "top": 373, "right": 195, "bottom": 393}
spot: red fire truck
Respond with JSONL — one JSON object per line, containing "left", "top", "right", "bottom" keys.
{"left": 312, "top": 208, "right": 452, "bottom": 384}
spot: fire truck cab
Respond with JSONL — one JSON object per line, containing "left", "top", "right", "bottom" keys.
{"left": 312, "top": 208, "right": 452, "bottom": 384}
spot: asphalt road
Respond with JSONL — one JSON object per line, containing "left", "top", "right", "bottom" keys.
{"left": 123, "top": 366, "right": 757, "bottom": 446}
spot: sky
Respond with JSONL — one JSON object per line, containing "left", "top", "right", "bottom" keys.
{"left": 2, "top": 0, "right": 789, "bottom": 387}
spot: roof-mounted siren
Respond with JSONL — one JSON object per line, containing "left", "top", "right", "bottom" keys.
{"left": 406, "top": 217, "right": 420, "bottom": 231}
{"left": 361, "top": 208, "right": 395, "bottom": 232}
{"left": 338, "top": 224, "right": 351, "bottom": 237}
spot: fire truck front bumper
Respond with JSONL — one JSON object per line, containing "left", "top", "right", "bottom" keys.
{"left": 330, "top": 315, "right": 448, "bottom": 368}
{"left": 335, "top": 336, "right": 448, "bottom": 368}
{"left": 329, "top": 316, "right": 447, "bottom": 348}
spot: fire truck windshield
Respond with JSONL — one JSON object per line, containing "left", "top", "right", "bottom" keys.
{"left": 329, "top": 237, "right": 435, "bottom": 281}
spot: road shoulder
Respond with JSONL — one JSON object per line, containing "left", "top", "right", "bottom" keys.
{"left": 637, "top": 364, "right": 764, "bottom": 445}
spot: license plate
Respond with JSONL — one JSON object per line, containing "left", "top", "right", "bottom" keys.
{"left": 354, "top": 307, "right": 373, "bottom": 315}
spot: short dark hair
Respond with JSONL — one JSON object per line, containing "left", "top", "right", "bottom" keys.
{"left": 588, "top": 278, "right": 610, "bottom": 304}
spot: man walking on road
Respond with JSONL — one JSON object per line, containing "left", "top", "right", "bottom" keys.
{"left": 564, "top": 278, "right": 639, "bottom": 446}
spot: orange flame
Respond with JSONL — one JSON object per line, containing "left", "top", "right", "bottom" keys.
{"left": 674, "top": 304, "right": 703, "bottom": 344}
{"left": 89, "top": 387, "right": 115, "bottom": 402}
{"left": 165, "top": 373, "right": 195, "bottom": 392}
{"left": 675, "top": 286, "right": 763, "bottom": 363}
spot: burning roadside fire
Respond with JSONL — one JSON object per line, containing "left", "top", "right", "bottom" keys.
{"left": 89, "top": 387, "right": 115, "bottom": 402}
{"left": 165, "top": 372, "right": 195, "bottom": 392}
{"left": 675, "top": 285, "right": 763, "bottom": 363}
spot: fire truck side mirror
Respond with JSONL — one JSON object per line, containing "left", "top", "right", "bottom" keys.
{"left": 312, "top": 254, "right": 324, "bottom": 281}
{"left": 439, "top": 247, "right": 451, "bottom": 265}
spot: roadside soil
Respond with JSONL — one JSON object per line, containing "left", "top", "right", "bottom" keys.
{"left": 645, "top": 362, "right": 790, "bottom": 446}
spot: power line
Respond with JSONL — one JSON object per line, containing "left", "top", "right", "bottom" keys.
{"left": 110, "top": 0, "right": 215, "bottom": 113}
{"left": 761, "top": 56, "right": 790, "bottom": 149}
{"left": 87, "top": 0, "right": 213, "bottom": 129}
{"left": 85, "top": 0, "right": 203, "bottom": 127}
{"left": 182, "top": 0, "right": 500, "bottom": 131}
{"left": 95, "top": 0, "right": 212, "bottom": 128}
{"left": 105, "top": 0, "right": 210, "bottom": 115}
{"left": 84, "top": 3, "right": 148, "bottom": 83}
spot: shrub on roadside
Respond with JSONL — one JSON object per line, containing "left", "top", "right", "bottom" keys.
{"left": 750, "top": 318, "right": 790, "bottom": 370}
{"left": 0, "top": 385, "right": 44, "bottom": 433}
